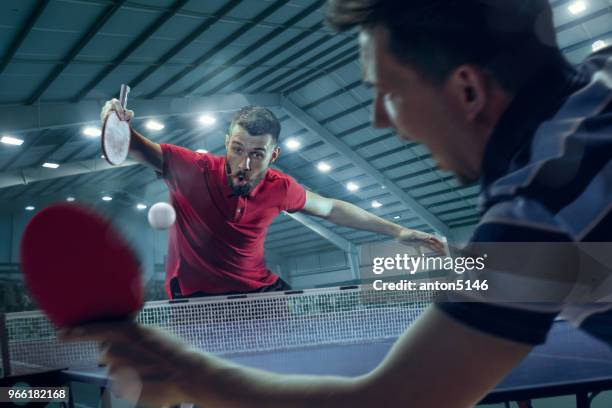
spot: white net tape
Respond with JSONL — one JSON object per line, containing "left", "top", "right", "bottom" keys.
{"left": 1, "top": 286, "right": 435, "bottom": 376}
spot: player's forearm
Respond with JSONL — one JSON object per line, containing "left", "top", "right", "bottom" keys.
{"left": 185, "top": 357, "right": 369, "bottom": 408}
{"left": 128, "top": 127, "right": 163, "bottom": 172}
{"left": 326, "top": 200, "right": 403, "bottom": 238}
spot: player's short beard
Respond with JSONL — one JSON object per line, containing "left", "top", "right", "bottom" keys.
{"left": 225, "top": 162, "right": 264, "bottom": 197}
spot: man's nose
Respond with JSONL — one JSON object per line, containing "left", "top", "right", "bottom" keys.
{"left": 373, "top": 92, "right": 392, "bottom": 129}
{"left": 239, "top": 156, "right": 251, "bottom": 171}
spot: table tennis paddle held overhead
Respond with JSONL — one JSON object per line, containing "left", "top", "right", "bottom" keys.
{"left": 102, "top": 84, "right": 131, "bottom": 166}
{"left": 20, "top": 203, "right": 144, "bottom": 328}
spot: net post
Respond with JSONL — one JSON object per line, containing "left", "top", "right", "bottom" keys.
{"left": 0, "top": 313, "right": 11, "bottom": 377}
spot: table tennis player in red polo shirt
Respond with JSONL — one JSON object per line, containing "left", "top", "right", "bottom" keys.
{"left": 101, "top": 102, "right": 444, "bottom": 299}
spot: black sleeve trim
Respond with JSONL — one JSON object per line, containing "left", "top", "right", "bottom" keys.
{"left": 435, "top": 301, "right": 558, "bottom": 345}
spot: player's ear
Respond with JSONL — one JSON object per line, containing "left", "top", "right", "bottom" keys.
{"left": 224, "top": 134, "right": 230, "bottom": 149}
{"left": 271, "top": 145, "right": 280, "bottom": 162}
{"left": 447, "top": 64, "right": 487, "bottom": 121}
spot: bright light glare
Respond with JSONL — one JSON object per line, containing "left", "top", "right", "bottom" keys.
{"left": 592, "top": 40, "right": 607, "bottom": 52}
{"left": 317, "top": 162, "right": 331, "bottom": 172}
{"left": 145, "top": 120, "right": 165, "bottom": 131}
{"left": 199, "top": 114, "right": 216, "bottom": 126}
{"left": 346, "top": 182, "right": 359, "bottom": 192}
{"left": 285, "top": 138, "right": 301, "bottom": 151}
{"left": 1, "top": 136, "right": 24, "bottom": 146}
{"left": 568, "top": 1, "right": 586, "bottom": 14}
{"left": 82, "top": 126, "right": 101, "bottom": 137}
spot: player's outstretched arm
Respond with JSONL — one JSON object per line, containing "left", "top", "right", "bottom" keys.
{"left": 59, "top": 306, "right": 532, "bottom": 407}
{"left": 100, "top": 98, "right": 163, "bottom": 172}
{"left": 128, "top": 127, "right": 163, "bottom": 173}
{"left": 301, "top": 190, "right": 445, "bottom": 253}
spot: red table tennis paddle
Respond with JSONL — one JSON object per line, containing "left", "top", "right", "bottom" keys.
{"left": 20, "top": 204, "right": 143, "bottom": 328}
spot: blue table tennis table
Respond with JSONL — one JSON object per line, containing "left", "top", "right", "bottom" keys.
{"left": 55, "top": 320, "right": 612, "bottom": 408}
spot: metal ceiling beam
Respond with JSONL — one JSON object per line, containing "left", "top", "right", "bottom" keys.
{"left": 178, "top": 0, "right": 323, "bottom": 97}
{"left": 264, "top": 249, "right": 289, "bottom": 280}
{"left": 337, "top": 122, "right": 370, "bottom": 139}
{"left": 279, "top": 49, "right": 360, "bottom": 95}
{"left": 284, "top": 211, "right": 360, "bottom": 277}
{"left": 556, "top": 7, "right": 612, "bottom": 32}
{"left": 562, "top": 29, "right": 612, "bottom": 54}
{"left": 0, "top": 130, "right": 49, "bottom": 172}
{"left": 5, "top": 123, "right": 180, "bottom": 196}
{"left": 149, "top": 0, "right": 290, "bottom": 98}
{"left": 125, "top": 0, "right": 243, "bottom": 92}
{"left": 256, "top": 38, "right": 355, "bottom": 93}
{"left": 321, "top": 99, "right": 372, "bottom": 125}
{"left": 72, "top": 0, "right": 190, "bottom": 102}
{"left": 23, "top": 126, "right": 207, "bottom": 199}
{"left": 205, "top": 20, "right": 325, "bottom": 95}
{"left": 282, "top": 98, "right": 450, "bottom": 237}
{"left": 0, "top": 0, "right": 51, "bottom": 76}
{"left": 244, "top": 33, "right": 338, "bottom": 93}
{"left": 302, "top": 80, "right": 362, "bottom": 110}
{"left": 0, "top": 93, "right": 279, "bottom": 134}
{"left": 25, "top": 0, "right": 127, "bottom": 105}
{"left": 0, "top": 158, "right": 137, "bottom": 190}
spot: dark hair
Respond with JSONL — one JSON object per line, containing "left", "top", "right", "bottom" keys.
{"left": 326, "top": 0, "right": 563, "bottom": 92}
{"left": 228, "top": 106, "right": 281, "bottom": 144}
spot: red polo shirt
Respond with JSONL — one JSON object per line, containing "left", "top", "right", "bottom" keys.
{"left": 160, "top": 144, "right": 306, "bottom": 297}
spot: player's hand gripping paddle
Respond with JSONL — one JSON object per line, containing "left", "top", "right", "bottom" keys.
{"left": 102, "top": 84, "right": 131, "bottom": 166}
{"left": 20, "top": 204, "right": 143, "bottom": 328}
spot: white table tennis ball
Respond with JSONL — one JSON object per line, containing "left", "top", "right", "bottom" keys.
{"left": 148, "top": 202, "right": 176, "bottom": 229}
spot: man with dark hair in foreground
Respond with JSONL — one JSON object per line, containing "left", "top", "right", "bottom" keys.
{"left": 65, "top": 1, "right": 612, "bottom": 406}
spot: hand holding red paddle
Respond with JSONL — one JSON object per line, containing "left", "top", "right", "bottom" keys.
{"left": 20, "top": 204, "right": 143, "bottom": 328}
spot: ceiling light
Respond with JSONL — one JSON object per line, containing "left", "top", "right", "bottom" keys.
{"left": 25, "top": 206, "right": 35, "bottom": 211}
{"left": 196, "top": 149, "right": 208, "bottom": 154}
{"left": 136, "top": 203, "right": 147, "bottom": 210}
{"left": 102, "top": 195, "right": 113, "bottom": 201}
{"left": 1, "top": 135, "right": 24, "bottom": 146}
{"left": 145, "top": 120, "right": 165, "bottom": 131}
{"left": 371, "top": 200, "right": 383, "bottom": 208}
{"left": 317, "top": 162, "right": 331, "bottom": 172}
{"left": 285, "top": 138, "right": 301, "bottom": 151}
{"left": 592, "top": 40, "right": 607, "bottom": 52}
{"left": 346, "top": 182, "right": 359, "bottom": 192}
{"left": 66, "top": 197, "right": 75, "bottom": 202}
{"left": 568, "top": 1, "right": 586, "bottom": 14}
{"left": 42, "top": 162, "right": 59, "bottom": 169}
{"left": 199, "top": 114, "right": 216, "bottom": 126}
{"left": 82, "top": 126, "right": 101, "bottom": 137}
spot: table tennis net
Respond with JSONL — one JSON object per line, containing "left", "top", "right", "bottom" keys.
{"left": 1, "top": 286, "right": 434, "bottom": 376}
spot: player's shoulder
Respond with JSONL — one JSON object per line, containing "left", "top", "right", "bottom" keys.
{"left": 196, "top": 152, "right": 223, "bottom": 169}
{"left": 265, "top": 167, "right": 298, "bottom": 186}
{"left": 482, "top": 54, "right": 612, "bottom": 241}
